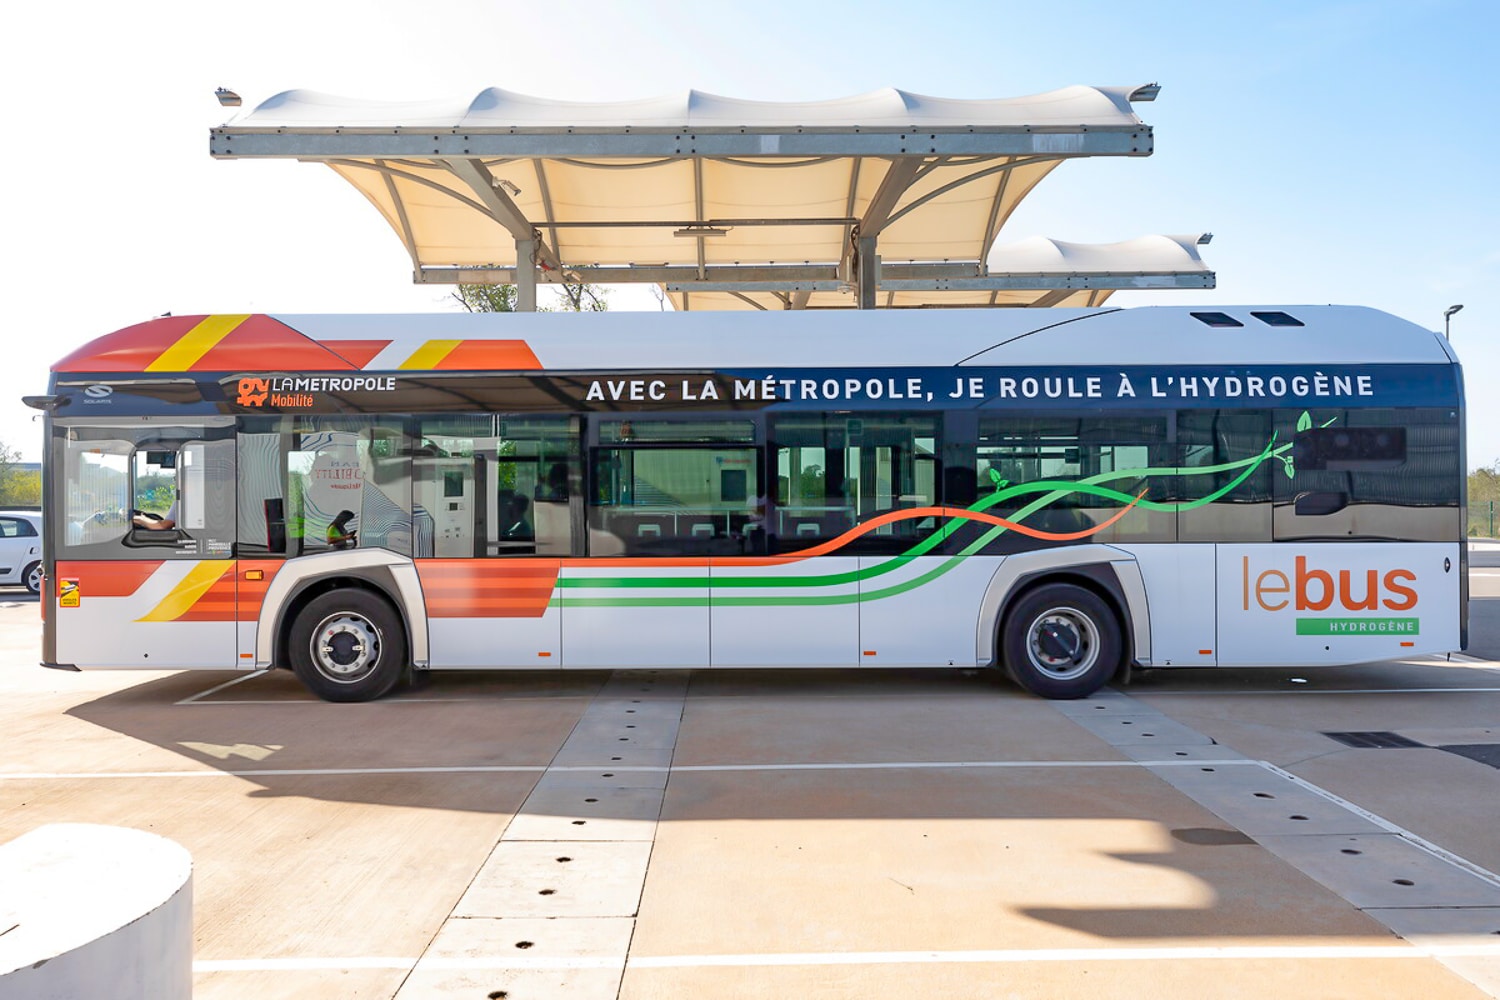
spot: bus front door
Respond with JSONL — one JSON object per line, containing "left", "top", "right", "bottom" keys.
{"left": 52, "top": 419, "right": 240, "bottom": 670}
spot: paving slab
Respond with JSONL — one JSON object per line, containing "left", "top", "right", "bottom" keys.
{"left": 1288, "top": 749, "right": 1500, "bottom": 876}
{"left": 673, "top": 680, "right": 1121, "bottom": 766}
{"left": 1115, "top": 743, "right": 1249, "bottom": 763}
{"left": 549, "top": 744, "right": 676, "bottom": 768}
{"left": 637, "top": 766, "right": 1399, "bottom": 955}
{"left": 1064, "top": 712, "right": 1217, "bottom": 747}
{"left": 618, "top": 955, "right": 1491, "bottom": 1000}
{"left": 502, "top": 784, "right": 665, "bottom": 842}
{"left": 196, "top": 968, "right": 410, "bottom": 1000}
{"left": 1141, "top": 762, "right": 1386, "bottom": 836}
{"left": 454, "top": 841, "right": 653, "bottom": 919}
{"left": 1046, "top": 688, "right": 1142, "bottom": 716}
{"left": 1254, "top": 833, "right": 1500, "bottom": 909}
{"left": 1366, "top": 907, "right": 1500, "bottom": 998}
{"left": 395, "top": 917, "right": 633, "bottom": 1000}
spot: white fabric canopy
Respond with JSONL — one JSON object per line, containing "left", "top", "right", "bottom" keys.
{"left": 212, "top": 85, "right": 1211, "bottom": 308}
{"left": 669, "top": 235, "right": 1214, "bottom": 310}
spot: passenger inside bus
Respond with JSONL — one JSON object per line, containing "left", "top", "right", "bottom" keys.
{"left": 326, "top": 510, "right": 358, "bottom": 550}
{"left": 498, "top": 494, "right": 532, "bottom": 539}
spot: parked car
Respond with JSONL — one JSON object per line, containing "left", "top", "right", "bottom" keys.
{"left": 0, "top": 511, "right": 43, "bottom": 594}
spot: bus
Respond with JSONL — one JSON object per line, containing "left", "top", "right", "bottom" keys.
{"left": 26, "top": 305, "right": 1465, "bottom": 701}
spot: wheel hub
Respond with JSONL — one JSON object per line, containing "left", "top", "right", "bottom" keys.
{"left": 313, "top": 614, "right": 380, "bottom": 680}
{"left": 1026, "top": 607, "right": 1100, "bottom": 681}
{"left": 1036, "top": 620, "right": 1081, "bottom": 662}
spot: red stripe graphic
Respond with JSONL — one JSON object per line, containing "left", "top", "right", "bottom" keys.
{"left": 417, "top": 560, "right": 559, "bottom": 618}
{"left": 173, "top": 560, "right": 282, "bottom": 622}
{"left": 189, "top": 316, "right": 360, "bottom": 371}
{"left": 54, "top": 561, "right": 162, "bottom": 597}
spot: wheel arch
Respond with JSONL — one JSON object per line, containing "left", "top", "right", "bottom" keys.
{"left": 255, "top": 551, "right": 429, "bottom": 670}
{"left": 974, "top": 545, "right": 1150, "bottom": 668}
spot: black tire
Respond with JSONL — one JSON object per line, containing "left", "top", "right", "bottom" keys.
{"left": 1000, "top": 582, "right": 1122, "bottom": 700}
{"left": 288, "top": 589, "right": 407, "bottom": 702}
{"left": 23, "top": 562, "right": 41, "bottom": 596}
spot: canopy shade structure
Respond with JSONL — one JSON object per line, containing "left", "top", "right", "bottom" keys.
{"left": 211, "top": 85, "right": 1194, "bottom": 309}
{"left": 667, "top": 234, "right": 1215, "bottom": 310}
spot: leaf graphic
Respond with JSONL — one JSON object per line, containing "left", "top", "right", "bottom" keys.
{"left": 987, "top": 469, "right": 1008, "bottom": 491}
{"left": 1283, "top": 458, "right": 1295, "bottom": 479}
{"left": 1296, "top": 411, "right": 1312, "bottom": 433}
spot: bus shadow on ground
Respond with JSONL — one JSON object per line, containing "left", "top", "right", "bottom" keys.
{"left": 59, "top": 664, "right": 1487, "bottom": 942}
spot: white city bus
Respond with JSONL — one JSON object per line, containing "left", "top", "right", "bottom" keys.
{"left": 27, "top": 304, "right": 1465, "bottom": 701}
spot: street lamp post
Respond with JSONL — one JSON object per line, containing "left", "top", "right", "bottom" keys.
{"left": 1444, "top": 303, "right": 1464, "bottom": 340}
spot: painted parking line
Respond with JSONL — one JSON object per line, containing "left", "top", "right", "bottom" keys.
{"left": 174, "top": 670, "right": 271, "bottom": 705}
{"left": 193, "top": 942, "right": 1500, "bottom": 974}
{"left": 0, "top": 759, "right": 1259, "bottom": 781}
{"left": 1137, "top": 686, "right": 1500, "bottom": 695}
{"left": 176, "top": 697, "right": 516, "bottom": 706}
{"left": 0, "top": 765, "right": 550, "bottom": 780}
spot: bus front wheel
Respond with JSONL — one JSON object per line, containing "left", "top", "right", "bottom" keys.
{"left": 289, "top": 589, "right": 407, "bottom": 702}
{"left": 1001, "top": 583, "right": 1121, "bottom": 700}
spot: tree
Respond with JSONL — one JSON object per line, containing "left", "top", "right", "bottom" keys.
{"left": 450, "top": 277, "right": 606, "bottom": 314}
{"left": 451, "top": 283, "right": 519, "bottom": 313}
{"left": 554, "top": 279, "right": 608, "bottom": 313}
{"left": 1469, "top": 461, "right": 1500, "bottom": 536}
{"left": 0, "top": 443, "right": 38, "bottom": 507}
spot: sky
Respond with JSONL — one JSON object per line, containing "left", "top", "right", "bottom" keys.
{"left": 4, "top": 0, "right": 1496, "bottom": 464}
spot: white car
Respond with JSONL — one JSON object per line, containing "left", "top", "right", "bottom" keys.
{"left": 0, "top": 511, "right": 43, "bottom": 594}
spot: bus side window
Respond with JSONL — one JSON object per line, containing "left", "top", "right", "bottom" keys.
{"left": 415, "top": 415, "right": 577, "bottom": 558}
{"left": 590, "top": 418, "right": 758, "bottom": 557}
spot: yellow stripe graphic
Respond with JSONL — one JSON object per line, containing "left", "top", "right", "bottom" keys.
{"left": 399, "top": 339, "right": 461, "bottom": 369}
{"left": 136, "top": 562, "right": 235, "bottom": 622}
{"left": 147, "top": 314, "right": 251, "bottom": 372}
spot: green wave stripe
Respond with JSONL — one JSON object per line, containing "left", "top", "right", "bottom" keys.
{"left": 553, "top": 432, "right": 1288, "bottom": 607}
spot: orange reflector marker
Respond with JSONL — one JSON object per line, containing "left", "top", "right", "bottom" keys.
{"left": 1400, "top": 641, "right": 1415, "bottom": 647}
{"left": 1199, "top": 649, "right": 1213, "bottom": 655}
{"left": 244, "top": 569, "right": 264, "bottom": 581}
{"left": 862, "top": 650, "right": 877, "bottom": 657}
{"left": 239, "top": 653, "right": 254, "bottom": 659}
{"left": 538, "top": 651, "right": 552, "bottom": 658}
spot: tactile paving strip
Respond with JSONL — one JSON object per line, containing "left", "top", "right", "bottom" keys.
{"left": 1053, "top": 687, "right": 1500, "bottom": 996}
{"left": 397, "top": 670, "right": 686, "bottom": 999}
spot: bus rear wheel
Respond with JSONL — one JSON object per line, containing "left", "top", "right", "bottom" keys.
{"left": 289, "top": 589, "right": 407, "bottom": 702}
{"left": 1001, "top": 583, "right": 1121, "bottom": 700}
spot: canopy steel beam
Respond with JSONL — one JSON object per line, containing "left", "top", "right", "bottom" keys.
{"left": 443, "top": 157, "right": 538, "bottom": 242}
{"left": 859, "top": 159, "right": 926, "bottom": 237}
{"left": 212, "top": 128, "right": 1152, "bottom": 160}
{"left": 417, "top": 264, "right": 1213, "bottom": 292}
{"left": 443, "top": 157, "right": 568, "bottom": 310}
{"left": 876, "top": 272, "right": 1215, "bottom": 291}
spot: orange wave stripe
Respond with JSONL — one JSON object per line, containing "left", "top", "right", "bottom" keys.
{"left": 574, "top": 494, "right": 1147, "bottom": 569}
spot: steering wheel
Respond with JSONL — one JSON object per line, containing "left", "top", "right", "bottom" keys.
{"left": 131, "top": 509, "right": 163, "bottom": 521}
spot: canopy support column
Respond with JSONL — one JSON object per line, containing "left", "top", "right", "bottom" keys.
{"left": 516, "top": 238, "right": 538, "bottom": 312}
{"left": 854, "top": 233, "right": 879, "bottom": 310}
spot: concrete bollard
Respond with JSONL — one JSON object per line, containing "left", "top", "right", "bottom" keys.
{"left": 0, "top": 824, "right": 193, "bottom": 1000}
